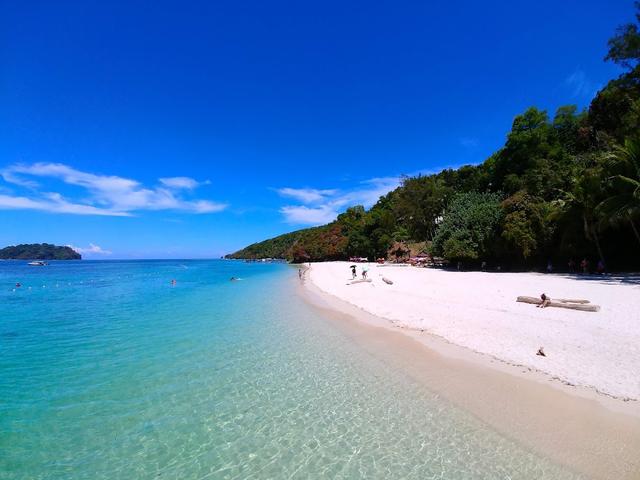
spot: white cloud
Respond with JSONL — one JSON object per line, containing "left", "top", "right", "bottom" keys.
{"left": 278, "top": 176, "right": 401, "bottom": 225}
{"left": 276, "top": 187, "right": 337, "bottom": 204}
{"left": 460, "top": 137, "right": 479, "bottom": 148}
{"left": 0, "top": 170, "right": 40, "bottom": 188}
{"left": 565, "top": 70, "right": 599, "bottom": 99}
{"left": 0, "top": 163, "right": 227, "bottom": 216}
{"left": 67, "top": 243, "right": 112, "bottom": 255}
{"left": 280, "top": 205, "right": 339, "bottom": 224}
{"left": 189, "top": 200, "right": 227, "bottom": 213}
{"left": 0, "top": 193, "right": 131, "bottom": 216}
{"left": 159, "top": 176, "right": 209, "bottom": 190}
{"left": 342, "top": 176, "right": 400, "bottom": 207}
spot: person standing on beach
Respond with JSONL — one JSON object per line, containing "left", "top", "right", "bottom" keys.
{"left": 362, "top": 265, "right": 368, "bottom": 279}
{"left": 350, "top": 265, "right": 357, "bottom": 279}
{"left": 580, "top": 258, "right": 589, "bottom": 274}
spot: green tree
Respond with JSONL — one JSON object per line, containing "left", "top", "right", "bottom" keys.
{"left": 363, "top": 206, "right": 397, "bottom": 258}
{"left": 562, "top": 159, "right": 608, "bottom": 264}
{"left": 589, "top": 73, "right": 640, "bottom": 142}
{"left": 591, "top": 3, "right": 640, "bottom": 141}
{"left": 493, "top": 107, "right": 559, "bottom": 197}
{"left": 392, "top": 176, "right": 451, "bottom": 240}
{"left": 553, "top": 105, "right": 590, "bottom": 154}
{"left": 432, "top": 192, "right": 503, "bottom": 262}
{"left": 605, "top": 2, "right": 640, "bottom": 70}
{"left": 597, "top": 137, "right": 640, "bottom": 245}
{"left": 500, "top": 192, "right": 552, "bottom": 261}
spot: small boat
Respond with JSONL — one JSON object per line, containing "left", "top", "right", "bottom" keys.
{"left": 27, "top": 261, "right": 48, "bottom": 266}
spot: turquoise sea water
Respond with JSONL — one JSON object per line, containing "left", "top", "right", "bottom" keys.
{"left": 0, "top": 260, "right": 578, "bottom": 479}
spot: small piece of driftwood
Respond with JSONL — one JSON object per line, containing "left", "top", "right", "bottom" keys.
{"left": 382, "top": 277, "right": 393, "bottom": 285}
{"left": 516, "top": 296, "right": 600, "bottom": 312}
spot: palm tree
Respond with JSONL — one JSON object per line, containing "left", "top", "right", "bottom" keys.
{"left": 564, "top": 168, "right": 607, "bottom": 264}
{"left": 597, "top": 138, "right": 640, "bottom": 246}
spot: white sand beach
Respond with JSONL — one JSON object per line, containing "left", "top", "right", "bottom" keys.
{"left": 307, "top": 261, "right": 640, "bottom": 401}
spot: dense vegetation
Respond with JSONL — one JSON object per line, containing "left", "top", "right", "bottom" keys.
{"left": 0, "top": 243, "right": 81, "bottom": 260}
{"left": 228, "top": 6, "right": 640, "bottom": 270}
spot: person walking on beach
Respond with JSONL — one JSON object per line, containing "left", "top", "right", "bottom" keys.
{"left": 546, "top": 260, "right": 553, "bottom": 274}
{"left": 350, "top": 265, "right": 357, "bottom": 279}
{"left": 568, "top": 258, "right": 576, "bottom": 273}
{"left": 362, "top": 265, "right": 368, "bottom": 280}
{"left": 597, "top": 259, "right": 606, "bottom": 275}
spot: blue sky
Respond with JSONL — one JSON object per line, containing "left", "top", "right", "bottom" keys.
{"left": 0, "top": 0, "right": 632, "bottom": 258}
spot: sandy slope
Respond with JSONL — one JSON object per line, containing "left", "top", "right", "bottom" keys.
{"left": 307, "top": 261, "right": 640, "bottom": 400}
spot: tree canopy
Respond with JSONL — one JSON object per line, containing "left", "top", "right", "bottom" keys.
{"left": 605, "top": 2, "right": 640, "bottom": 70}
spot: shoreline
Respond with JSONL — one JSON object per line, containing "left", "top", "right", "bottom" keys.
{"left": 297, "top": 263, "right": 640, "bottom": 479}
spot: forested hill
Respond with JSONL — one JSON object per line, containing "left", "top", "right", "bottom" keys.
{"left": 226, "top": 230, "right": 306, "bottom": 260}
{"left": 227, "top": 6, "right": 640, "bottom": 270}
{"left": 226, "top": 223, "right": 346, "bottom": 261}
{"left": 0, "top": 244, "right": 81, "bottom": 260}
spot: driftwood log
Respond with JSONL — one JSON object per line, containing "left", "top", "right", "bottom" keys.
{"left": 349, "top": 278, "right": 372, "bottom": 285}
{"left": 554, "top": 298, "right": 591, "bottom": 304}
{"left": 517, "top": 296, "right": 600, "bottom": 312}
{"left": 382, "top": 277, "right": 393, "bottom": 285}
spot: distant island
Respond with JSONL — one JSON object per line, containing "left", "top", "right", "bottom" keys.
{"left": 227, "top": 7, "right": 640, "bottom": 272}
{"left": 0, "top": 243, "right": 81, "bottom": 260}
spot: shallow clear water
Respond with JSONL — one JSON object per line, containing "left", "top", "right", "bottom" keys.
{"left": 0, "top": 260, "right": 578, "bottom": 479}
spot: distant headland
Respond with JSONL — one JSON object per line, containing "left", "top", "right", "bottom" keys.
{"left": 0, "top": 243, "right": 81, "bottom": 260}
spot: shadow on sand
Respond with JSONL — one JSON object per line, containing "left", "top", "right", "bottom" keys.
{"left": 555, "top": 273, "right": 640, "bottom": 286}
